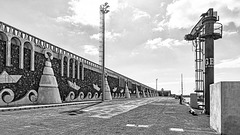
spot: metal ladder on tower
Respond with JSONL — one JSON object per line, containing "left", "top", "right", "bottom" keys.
{"left": 192, "top": 37, "right": 205, "bottom": 108}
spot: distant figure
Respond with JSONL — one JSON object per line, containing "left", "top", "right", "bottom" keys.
{"left": 179, "top": 95, "right": 183, "bottom": 104}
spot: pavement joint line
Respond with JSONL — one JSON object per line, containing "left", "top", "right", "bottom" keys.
{"left": 169, "top": 127, "right": 218, "bottom": 134}
{"left": 0, "top": 101, "right": 101, "bottom": 112}
{"left": 169, "top": 128, "right": 184, "bottom": 132}
{"left": 126, "top": 124, "right": 151, "bottom": 128}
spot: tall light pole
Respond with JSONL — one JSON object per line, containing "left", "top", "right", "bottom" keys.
{"left": 181, "top": 74, "right": 183, "bottom": 96}
{"left": 156, "top": 78, "right": 158, "bottom": 91}
{"left": 180, "top": 73, "right": 183, "bottom": 104}
{"left": 100, "top": 2, "right": 110, "bottom": 102}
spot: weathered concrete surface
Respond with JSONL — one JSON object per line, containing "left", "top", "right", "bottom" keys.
{"left": 190, "top": 93, "right": 198, "bottom": 108}
{"left": 37, "top": 61, "right": 62, "bottom": 104}
{"left": 125, "top": 83, "right": 131, "bottom": 99}
{"left": 0, "top": 97, "right": 217, "bottom": 135}
{"left": 104, "top": 77, "right": 112, "bottom": 100}
{"left": 136, "top": 86, "right": 140, "bottom": 98}
{"left": 210, "top": 81, "right": 240, "bottom": 135}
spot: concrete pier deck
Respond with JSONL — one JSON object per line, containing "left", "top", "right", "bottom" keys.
{"left": 0, "top": 97, "right": 218, "bottom": 135}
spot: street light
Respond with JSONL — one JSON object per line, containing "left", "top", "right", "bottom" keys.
{"left": 100, "top": 2, "right": 110, "bottom": 101}
{"left": 156, "top": 78, "right": 158, "bottom": 91}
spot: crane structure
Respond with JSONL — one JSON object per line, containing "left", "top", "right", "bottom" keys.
{"left": 185, "top": 8, "right": 222, "bottom": 114}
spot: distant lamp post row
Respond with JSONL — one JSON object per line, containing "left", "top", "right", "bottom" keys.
{"left": 100, "top": 2, "right": 110, "bottom": 101}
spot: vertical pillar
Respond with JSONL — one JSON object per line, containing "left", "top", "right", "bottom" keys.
{"left": 6, "top": 37, "right": 11, "bottom": 66}
{"left": 72, "top": 59, "right": 75, "bottom": 78}
{"left": 203, "top": 8, "right": 215, "bottom": 114}
{"left": 61, "top": 55, "right": 64, "bottom": 76}
{"left": 20, "top": 43, "right": 24, "bottom": 69}
{"left": 67, "top": 58, "right": 69, "bottom": 77}
{"left": 31, "top": 48, "right": 35, "bottom": 71}
{"left": 81, "top": 62, "right": 84, "bottom": 80}
{"left": 77, "top": 61, "right": 80, "bottom": 79}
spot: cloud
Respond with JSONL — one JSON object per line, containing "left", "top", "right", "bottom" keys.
{"left": 145, "top": 38, "right": 187, "bottom": 49}
{"left": 83, "top": 45, "right": 99, "bottom": 55}
{"left": 56, "top": 0, "right": 119, "bottom": 26}
{"left": 132, "top": 8, "right": 151, "bottom": 21}
{"left": 129, "top": 50, "right": 139, "bottom": 57}
{"left": 90, "top": 31, "right": 123, "bottom": 41}
{"left": 152, "top": 27, "right": 164, "bottom": 32}
{"left": 152, "top": 20, "right": 167, "bottom": 32}
{"left": 223, "top": 30, "right": 238, "bottom": 37}
{"left": 165, "top": 0, "right": 240, "bottom": 29}
{"left": 215, "top": 56, "right": 240, "bottom": 68}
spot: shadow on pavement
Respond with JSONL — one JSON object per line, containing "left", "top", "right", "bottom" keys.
{"left": 59, "top": 102, "right": 102, "bottom": 116}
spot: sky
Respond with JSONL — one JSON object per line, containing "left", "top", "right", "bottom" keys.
{"left": 0, "top": 0, "right": 240, "bottom": 95}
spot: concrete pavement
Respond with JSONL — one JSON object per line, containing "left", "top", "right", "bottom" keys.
{"left": 0, "top": 97, "right": 218, "bottom": 135}
{"left": 0, "top": 100, "right": 101, "bottom": 112}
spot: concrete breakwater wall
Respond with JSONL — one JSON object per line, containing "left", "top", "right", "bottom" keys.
{"left": 0, "top": 21, "right": 158, "bottom": 107}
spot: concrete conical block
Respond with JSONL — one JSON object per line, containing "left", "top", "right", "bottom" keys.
{"left": 39, "top": 75, "right": 58, "bottom": 87}
{"left": 143, "top": 90, "right": 146, "bottom": 98}
{"left": 42, "top": 62, "right": 54, "bottom": 75}
{"left": 136, "top": 86, "right": 140, "bottom": 98}
{"left": 37, "top": 61, "right": 62, "bottom": 104}
{"left": 125, "top": 84, "right": 131, "bottom": 99}
{"left": 104, "top": 77, "right": 112, "bottom": 100}
{"left": 147, "top": 91, "right": 150, "bottom": 97}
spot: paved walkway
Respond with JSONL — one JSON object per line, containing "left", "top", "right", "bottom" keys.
{"left": 0, "top": 97, "right": 218, "bottom": 135}
{"left": 0, "top": 100, "right": 101, "bottom": 112}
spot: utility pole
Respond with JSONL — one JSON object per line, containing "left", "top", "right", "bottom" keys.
{"left": 180, "top": 74, "right": 183, "bottom": 104}
{"left": 99, "top": 2, "right": 110, "bottom": 102}
{"left": 156, "top": 78, "right": 158, "bottom": 91}
{"left": 181, "top": 74, "right": 183, "bottom": 96}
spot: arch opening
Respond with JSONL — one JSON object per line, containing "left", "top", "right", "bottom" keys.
{"left": 63, "top": 56, "right": 68, "bottom": 77}
{"left": 24, "top": 42, "right": 32, "bottom": 70}
{"left": 75, "top": 60, "right": 78, "bottom": 79}
{"left": 0, "top": 32, "right": 7, "bottom": 71}
{"left": 0, "top": 32, "right": 8, "bottom": 41}
{"left": 11, "top": 37, "right": 21, "bottom": 68}
{"left": 69, "top": 58, "right": 73, "bottom": 78}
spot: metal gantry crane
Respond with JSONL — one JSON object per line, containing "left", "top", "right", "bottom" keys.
{"left": 185, "top": 8, "right": 222, "bottom": 114}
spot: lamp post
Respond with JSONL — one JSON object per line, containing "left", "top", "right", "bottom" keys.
{"left": 156, "top": 78, "right": 158, "bottom": 91}
{"left": 100, "top": 2, "right": 110, "bottom": 102}
{"left": 180, "top": 73, "right": 183, "bottom": 104}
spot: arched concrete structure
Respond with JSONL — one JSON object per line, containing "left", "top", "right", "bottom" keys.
{"left": 0, "top": 21, "right": 157, "bottom": 107}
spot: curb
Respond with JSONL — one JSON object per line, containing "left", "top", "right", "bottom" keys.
{"left": 0, "top": 100, "right": 102, "bottom": 112}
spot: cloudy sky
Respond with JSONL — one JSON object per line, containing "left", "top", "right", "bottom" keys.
{"left": 0, "top": 0, "right": 240, "bottom": 95}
